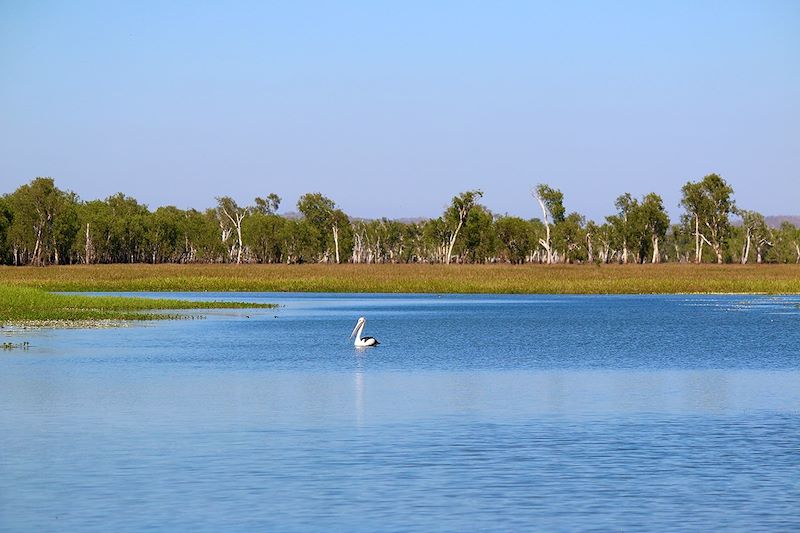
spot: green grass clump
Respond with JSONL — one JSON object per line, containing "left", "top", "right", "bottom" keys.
{"left": 0, "top": 284, "right": 274, "bottom": 324}
{"left": 0, "top": 263, "right": 799, "bottom": 295}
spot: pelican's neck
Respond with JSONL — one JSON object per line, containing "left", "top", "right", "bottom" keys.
{"left": 355, "top": 322, "right": 365, "bottom": 342}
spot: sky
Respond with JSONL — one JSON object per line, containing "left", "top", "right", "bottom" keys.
{"left": 1, "top": 0, "right": 798, "bottom": 221}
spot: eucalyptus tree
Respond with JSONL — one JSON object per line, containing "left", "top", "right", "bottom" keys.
{"left": 76, "top": 200, "right": 111, "bottom": 263}
{"left": 7, "top": 177, "right": 76, "bottom": 265}
{"left": 380, "top": 219, "right": 407, "bottom": 263}
{"left": 51, "top": 192, "right": 80, "bottom": 264}
{"left": 195, "top": 209, "right": 229, "bottom": 262}
{"left": 422, "top": 217, "right": 449, "bottom": 263}
{"left": 594, "top": 222, "right": 615, "bottom": 263}
{"left": 243, "top": 209, "right": 286, "bottom": 263}
{"left": 553, "top": 212, "right": 586, "bottom": 263}
{"left": 532, "top": 184, "right": 565, "bottom": 264}
{"left": 215, "top": 196, "right": 249, "bottom": 264}
{"left": 280, "top": 218, "right": 320, "bottom": 264}
{"left": 680, "top": 173, "right": 735, "bottom": 264}
{"left": 352, "top": 219, "right": 407, "bottom": 264}
{"left": 458, "top": 205, "right": 496, "bottom": 263}
{"left": 442, "top": 190, "right": 483, "bottom": 264}
{"left": 667, "top": 224, "right": 692, "bottom": 263}
{"left": 105, "top": 193, "right": 151, "bottom": 263}
{"left": 637, "top": 193, "right": 670, "bottom": 263}
{"left": 584, "top": 220, "right": 598, "bottom": 263}
{"left": 244, "top": 194, "right": 283, "bottom": 263}
{"left": 607, "top": 193, "right": 639, "bottom": 264}
{"left": 495, "top": 216, "right": 531, "bottom": 263}
{"left": 773, "top": 222, "right": 800, "bottom": 263}
{"left": 401, "top": 222, "right": 425, "bottom": 263}
{"left": 148, "top": 206, "right": 184, "bottom": 263}
{"left": 526, "top": 218, "right": 547, "bottom": 263}
{"left": 0, "top": 196, "right": 11, "bottom": 264}
{"left": 297, "top": 193, "right": 350, "bottom": 263}
{"left": 737, "top": 210, "right": 772, "bottom": 264}
{"left": 254, "top": 194, "right": 281, "bottom": 215}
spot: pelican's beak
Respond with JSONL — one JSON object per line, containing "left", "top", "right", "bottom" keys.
{"left": 350, "top": 322, "right": 360, "bottom": 339}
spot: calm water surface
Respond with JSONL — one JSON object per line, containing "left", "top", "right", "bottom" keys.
{"left": 1, "top": 294, "right": 799, "bottom": 531}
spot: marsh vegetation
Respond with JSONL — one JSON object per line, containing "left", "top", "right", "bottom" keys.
{"left": 2, "top": 263, "right": 798, "bottom": 295}
{"left": 0, "top": 284, "right": 273, "bottom": 324}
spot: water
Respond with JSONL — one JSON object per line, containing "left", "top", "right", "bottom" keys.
{"left": 1, "top": 294, "right": 799, "bottom": 531}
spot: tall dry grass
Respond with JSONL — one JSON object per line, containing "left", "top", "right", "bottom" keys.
{"left": 1, "top": 263, "right": 798, "bottom": 294}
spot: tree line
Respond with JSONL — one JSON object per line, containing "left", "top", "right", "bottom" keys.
{"left": 1, "top": 175, "right": 798, "bottom": 266}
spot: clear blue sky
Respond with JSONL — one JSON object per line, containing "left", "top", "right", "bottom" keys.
{"left": 1, "top": 0, "right": 798, "bottom": 221}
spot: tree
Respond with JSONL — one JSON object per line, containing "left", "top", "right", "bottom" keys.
{"left": 297, "top": 193, "right": 349, "bottom": 263}
{"left": 149, "top": 206, "right": 184, "bottom": 263}
{"left": 104, "top": 193, "right": 150, "bottom": 263}
{"left": 254, "top": 194, "right": 281, "bottom": 215}
{"left": 243, "top": 210, "right": 285, "bottom": 263}
{"left": 773, "top": 222, "right": 800, "bottom": 263}
{"left": 280, "top": 218, "right": 320, "bottom": 263}
{"left": 460, "top": 205, "right": 496, "bottom": 263}
{"left": 215, "top": 196, "right": 249, "bottom": 263}
{"left": 608, "top": 193, "right": 638, "bottom": 264}
{"left": 0, "top": 196, "right": 13, "bottom": 264}
{"left": 532, "top": 184, "right": 564, "bottom": 264}
{"left": 680, "top": 174, "right": 735, "bottom": 264}
{"left": 443, "top": 190, "right": 483, "bottom": 264}
{"left": 495, "top": 216, "right": 531, "bottom": 263}
{"left": 7, "top": 177, "right": 76, "bottom": 265}
{"left": 638, "top": 193, "right": 670, "bottom": 263}
{"left": 737, "top": 210, "right": 772, "bottom": 264}
{"left": 553, "top": 212, "right": 585, "bottom": 263}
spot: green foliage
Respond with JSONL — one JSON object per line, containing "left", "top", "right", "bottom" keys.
{"left": 0, "top": 196, "right": 13, "bottom": 263}
{"left": 495, "top": 216, "right": 532, "bottom": 263}
{"left": 297, "top": 193, "right": 351, "bottom": 262}
{"left": 242, "top": 211, "right": 285, "bottom": 263}
{"left": 534, "top": 184, "right": 565, "bottom": 223}
{"left": 6, "top": 177, "right": 79, "bottom": 265}
{"left": 0, "top": 175, "right": 793, "bottom": 267}
{"left": 0, "top": 284, "right": 274, "bottom": 324}
{"left": 680, "top": 173, "right": 735, "bottom": 263}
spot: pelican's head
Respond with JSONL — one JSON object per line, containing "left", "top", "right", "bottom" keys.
{"left": 350, "top": 316, "right": 366, "bottom": 338}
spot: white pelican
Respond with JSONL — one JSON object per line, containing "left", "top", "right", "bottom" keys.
{"left": 350, "top": 316, "right": 380, "bottom": 347}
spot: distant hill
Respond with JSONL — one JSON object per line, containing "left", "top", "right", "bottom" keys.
{"left": 765, "top": 216, "right": 800, "bottom": 228}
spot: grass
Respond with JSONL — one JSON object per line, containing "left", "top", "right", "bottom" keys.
{"left": 1, "top": 263, "right": 799, "bottom": 294}
{"left": 0, "top": 284, "right": 274, "bottom": 324}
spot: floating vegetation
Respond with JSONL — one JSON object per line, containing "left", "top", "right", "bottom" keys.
{"left": 0, "top": 285, "right": 275, "bottom": 326}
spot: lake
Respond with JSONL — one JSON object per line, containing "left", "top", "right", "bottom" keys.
{"left": 1, "top": 293, "right": 799, "bottom": 531}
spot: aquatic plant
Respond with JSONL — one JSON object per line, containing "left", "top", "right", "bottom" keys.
{"left": 0, "top": 284, "right": 274, "bottom": 324}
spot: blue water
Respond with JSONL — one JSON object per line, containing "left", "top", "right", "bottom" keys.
{"left": 1, "top": 294, "right": 799, "bottom": 531}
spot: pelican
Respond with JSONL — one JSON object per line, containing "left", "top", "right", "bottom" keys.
{"left": 350, "top": 316, "right": 380, "bottom": 347}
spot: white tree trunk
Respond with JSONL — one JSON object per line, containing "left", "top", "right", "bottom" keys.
{"left": 741, "top": 228, "right": 751, "bottom": 265}
{"left": 332, "top": 225, "right": 340, "bottom": 264}
{"left": 236, "top": 222, "right": 243, "bottom": 264}
{"left": 535, "top": 195, "right": 553, "bottom": 264}
{"left": 694, "top": 214, "right": 701, "bottom": 264}
{"left": 445, "top": 220, "right": 464, "bottom": 264}
{"left": 84, "top": 222, "right": 93, "bottom": 264}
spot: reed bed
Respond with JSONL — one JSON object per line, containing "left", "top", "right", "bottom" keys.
{"left": 1, "top": 263, "right": 798, "bottom": 294}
